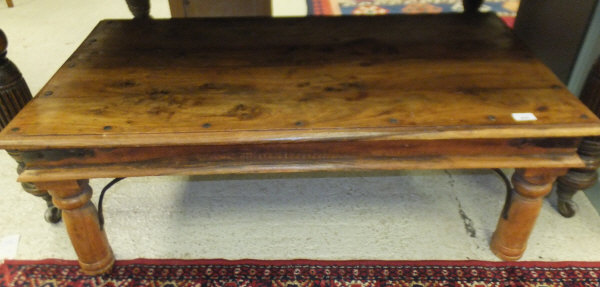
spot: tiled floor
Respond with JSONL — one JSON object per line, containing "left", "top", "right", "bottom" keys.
{"left": 1, "top": 0, "right": 599, "bottom": 263}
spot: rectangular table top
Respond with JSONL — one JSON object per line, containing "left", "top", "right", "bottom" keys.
{"left": 1, "top": 13, "right": 599, "bottom": 149}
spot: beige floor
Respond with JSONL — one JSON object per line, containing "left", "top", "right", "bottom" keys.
{"left": 1, "top": 0, "right": 600, "bottom": 263}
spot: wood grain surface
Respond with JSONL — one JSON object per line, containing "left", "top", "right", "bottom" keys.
{"left": 0, "top": 14, "right": 599, "bottom": 150}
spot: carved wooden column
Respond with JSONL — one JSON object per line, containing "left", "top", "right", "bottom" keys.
{"left": 0, "top": 29, "right": 30, "bottom": 128}
{"left": 1, "top": 29, "right": 61, "bottom": 223}
{"left": 490, "top": 168, "right": 567, "bottom": 260}
{"left": 556, "top": 58, "right": 600, "bottom": 217}
{"left": 463, "top": 0, "right": 484, "bottom": 14}
{"left": 126, "top": 0, "right": 150, "bottom": 18}
{"left": 36, "top": 180, "right": 115, "bottom": 275}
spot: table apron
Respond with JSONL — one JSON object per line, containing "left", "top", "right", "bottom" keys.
{"left": 14, "top": 138, "right": 584, "bottom": 182}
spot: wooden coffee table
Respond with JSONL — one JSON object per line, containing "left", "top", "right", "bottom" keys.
{"left": 1, "top": 14, "right": 599, "bottom": 275}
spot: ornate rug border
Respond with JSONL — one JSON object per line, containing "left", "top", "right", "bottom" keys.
{"left": 4, "top": 258, "right": 600, "bottom": 268}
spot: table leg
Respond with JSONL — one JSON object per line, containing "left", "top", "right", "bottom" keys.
{"left": 490, "top": 168, "right": 567, "bottom": 260}
{"left": 556, "top": 139, "right": 600, "bottom": 217}
{"left": 125, "top": 0, "right": 150, "bottom": 18}
{"left": 556, "top": 57, "right": 600, "bottom": 217}
{"left": 463, "top": 0, "right": 483, "bottom": 13}
{"left": 36, "top": 180, "right": 115, "bottom": 275}
{"left": 7, "top": 150, "right": 62, "bottom": 223}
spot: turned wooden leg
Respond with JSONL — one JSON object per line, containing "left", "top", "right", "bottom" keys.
{"left": 6, "top": 0, "right": 14, "bottom": 8}
{"left": 126, "top": 0, "right": 150, "bottom": 18}
{"left": 556, "top": 139, "right": 600, "bottom": 217}
{"left": 463, "top": 0, "right": 483, "bottom": 14}
{"left": 556, "top": 57, "right": 600, "bottom": 217}
{"left": 490, "top": 168, "right": 567, "bottom": 260}
{"left": 36, "top": 180, "right": 115, "bottom": 275}
{"left": 7, "top": 150, "right": 62, "bottom": 223}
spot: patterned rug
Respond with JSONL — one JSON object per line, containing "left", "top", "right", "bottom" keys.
{"left": 2, "top": 259, "right": 600, "bottom": 287}
{"left": 307, "top": 0, "right": 519, "bottom": 27}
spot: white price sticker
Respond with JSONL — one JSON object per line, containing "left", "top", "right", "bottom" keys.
{"left": 511, "top": 113, "right": 537, "bottom": 122}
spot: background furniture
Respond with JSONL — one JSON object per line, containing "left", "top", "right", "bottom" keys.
{"left": 0, "top": 29, "right": 61, "bottom": 223}
{"left": 169, "top": 0, "right": 271, "bottom": 17}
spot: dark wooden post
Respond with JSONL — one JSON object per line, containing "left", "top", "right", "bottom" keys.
{"left": 556, "top": 57, "right": 600, "bottom": 217}
{"left": 463, "top": 0, "right": 483, "bottom": 14}
{"left": 126, "top": 0, "right": 150, "bottom": 18}
{"left": 0, "top": 29, "right": 61, "bottom": 223}
{"left": 0, "top": 29, "right": 30, "bottom": 128}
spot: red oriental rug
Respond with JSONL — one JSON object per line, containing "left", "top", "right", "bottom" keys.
{"left": 2, "top": 259, "right": 600, "bottom": 287}
{"left": 307, "top": 0, "right": 519, "bottom": 28}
